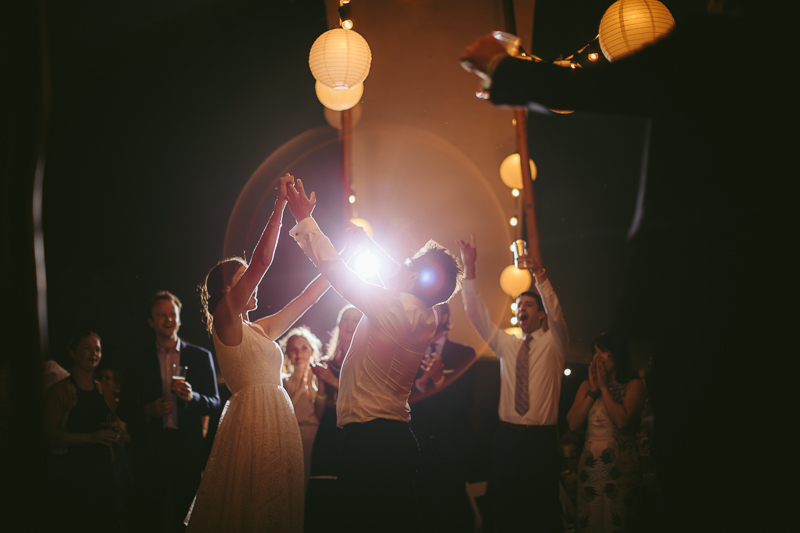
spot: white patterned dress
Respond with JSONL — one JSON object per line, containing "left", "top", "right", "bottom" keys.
{"left": 185, "top": 322, "right": 303, "bottom": 532}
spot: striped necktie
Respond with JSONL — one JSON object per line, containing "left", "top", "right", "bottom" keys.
{"left": 514, "top": 336, "right": 532, "bottom": 415}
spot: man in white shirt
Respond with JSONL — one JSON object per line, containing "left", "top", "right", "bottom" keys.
{"left": 457, "top": 234, "right": 567, "bottom": 532}
{"left": 286, "top": 179, "right": 463, "bottom": 533}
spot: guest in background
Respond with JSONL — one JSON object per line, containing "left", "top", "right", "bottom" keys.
{"left": 44, "top": 331, "right": 119, "bottom": 532}
{"left": 118, "top": 291, "right": 219, "bottom": 532}
{"left": 43, "top": 359, "right": 70, "bottom": 392}
{"left": 309, "top": 304, "right": 362, "bottom": 478}
{"left": 566, "top": 334, "right": 644, "bottom": 533}
{"left": 458, "top": 233, "right": 567, "bottom": 532}
{"left": 410, "top": 302, "right": 477, "bottom": 533}
{"left": 280, "top": 326, "right": 327, "bottom": 493}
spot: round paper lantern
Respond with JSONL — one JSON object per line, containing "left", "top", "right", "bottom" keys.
{"left": 499, "top": 265, "right": 532, "bottom": 297}
{"left": 598, "top": 0, "right": 675, "bottom": 62}
{"left": 499, "top": 154, "right": 537, "bottom": 190}
{"left": 309, "top": 28, "right": 372, "bottom": 90}
{"left": 324, "top": 104, "right": 363, "bottom": 129}
{"left": 316, "top": 81, "right": 364, "bottom": 111}
{"left": 349, "top": 217, "right": 374, "bottom": 238}
{"left": 504, "top": 327, "right": 523, "bottom": 339}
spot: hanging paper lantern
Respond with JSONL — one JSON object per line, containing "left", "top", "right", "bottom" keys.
{"left": 504, "top": 327, "right": 523, "bottom": 339}
{"left": 324, "top": 104, "right": 363, "bottom": 129}
{"left": 499, "top": 154, "right": 537, "bottom": 190}
{"left": 499, "top": 265, "right": 532, "bottom": 297}
{"left": 349, "top": 217, "right": 374, "bottom": 238}
{"left": 598, "top": 0, "right": 675, "bottom": 62}
{"left": 309, "top": 28, "right": 372, "bottom": 90}
{"left": 316, "top": 81, "right": 364, "bottom": 111}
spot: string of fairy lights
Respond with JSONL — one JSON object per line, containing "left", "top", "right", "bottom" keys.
{"left": 305, "top": 0, "right": 676, "bottom": 331}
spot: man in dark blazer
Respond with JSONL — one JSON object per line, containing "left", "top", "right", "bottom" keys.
{"left": 411, "top": 303, "right": 477, "bottom": 533}
{"left": 119, "top": 291, "right": 219, "bottom": 532}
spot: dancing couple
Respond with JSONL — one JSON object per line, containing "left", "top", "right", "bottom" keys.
{"left": 186, "top": 174, "right": 462, "bottom": 533}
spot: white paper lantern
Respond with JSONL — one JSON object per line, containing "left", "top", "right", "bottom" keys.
{"left": 309, "top": 28, "right": 372, "bottom": 90}
{"left": 316, "top": 81, "right": 364, "bottom": 111}
{"left": 599, "top": 0, "right": 675, "bottom": 62}
{"left": 324, "top": 104, "right": 363, "bottom": 129}
{"left": 504, "top": 327, "right": 523, "bottom": 339}
{"left": 499, "top": 265, "right": 532, "bottom": 297}
{"left": 499, "top": 154, "right": 537, "bottom": 190}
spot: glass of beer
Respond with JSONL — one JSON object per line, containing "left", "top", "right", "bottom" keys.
{"left": 172, "top": 364, "right": 188, "bottom": 386}
{"left": 513, "top": 239, "right": 535, "bottom": 269}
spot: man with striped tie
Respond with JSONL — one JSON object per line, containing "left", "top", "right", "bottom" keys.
{"left": 457, "top": 234, "right": 568, "bottom": 532}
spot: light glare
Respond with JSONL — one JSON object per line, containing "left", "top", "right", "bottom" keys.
{"left": 352, "top": 251, "right": 379, "bottom": 280}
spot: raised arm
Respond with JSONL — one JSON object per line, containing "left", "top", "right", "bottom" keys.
{"left": 457, "top": 234, "right": 507, "bottom": 351}
{"left": 254, "top": 274, "right": 330, "bottom": 340}
{"left": 214, "top": 174, "right": 293, "bottom": 342}
{"left": 287, "top": 179, "right": 394, "bottom": 311}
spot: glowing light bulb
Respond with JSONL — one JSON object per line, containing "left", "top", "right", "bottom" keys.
{"left": 511, "top": 302, "right": 518, "bottom": 311}
{"left": 348, "top": 194, "right": 356, "bottom": 204}
{"left": 512, "top": 188, "right": 520, "bottom": 197}
{"left": 342, "top": 19, "right": 353, "bottom": 30}
{"left": 510, "top": 216, "right": 518, "bottom": 227}
{"left": 564, "top": 368, "right": 572, "bottom": 376}
{"left": 510, "top": 316, "right": 518, "bottom": 325}
{"left": 510, "top": 243, "right": 516, "bottom": 252}
{"left": 588, "top": 52, "right": 599, "bottom": 61}
{"left": 570, "top": 63, "right": 577, "bottom": 69}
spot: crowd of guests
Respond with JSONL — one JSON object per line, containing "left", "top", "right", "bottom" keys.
{"left": 42, "top": 174, "right": 653, "bottom": 533}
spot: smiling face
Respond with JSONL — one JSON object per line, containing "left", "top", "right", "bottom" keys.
{"left": 338, "top": 308, "right": 363, "bottom": 348}
{"left": 71, "top": 335, "right": 102, "bottom": 373}
{"left": 149, "top": 299, "right": 181, "bottom": 341}
{"left": 516, "top": 294, "right": 546, "bottom": 335}
{"left": 286, "top": 335, "right": 313, "bottom": 369}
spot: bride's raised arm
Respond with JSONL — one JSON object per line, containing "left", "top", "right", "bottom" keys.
{"left": 213, "top": 174, "right": 293, "bottom": 343}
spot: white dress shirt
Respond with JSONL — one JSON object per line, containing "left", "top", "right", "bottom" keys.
{"left": 291, "top": 217, "right": 436, "bottom": 426}
{"left": 462, "top": 277, "right": 568, "bottom": 425}
{"left": 157, "top": 342, "right": 181, "bottom": 429}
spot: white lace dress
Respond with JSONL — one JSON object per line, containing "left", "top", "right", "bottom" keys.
{"left": 185, "top": 322, "right": 304, "bottom": 532}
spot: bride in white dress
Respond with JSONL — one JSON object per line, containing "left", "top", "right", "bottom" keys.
{"left": 186, "top": 174, "right": 331, "bottom": 532}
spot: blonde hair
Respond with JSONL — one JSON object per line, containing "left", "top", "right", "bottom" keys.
{"left": 279, "top": 326, "right": 322, "bottom": 375}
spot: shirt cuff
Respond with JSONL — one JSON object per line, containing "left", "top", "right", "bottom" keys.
{"left": 289, "top": 217, "right": 318, "bottom": 241}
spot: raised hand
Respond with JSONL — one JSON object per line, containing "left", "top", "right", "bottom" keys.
{"left": 460, "top": 33, "right": 508, "bottom": 76}
{"left": 311, "top": 362, "right": 339, "bottom": 389}
{"left": 286, "top": 178, "right": 317, "bottom": 222}
{"left": 456, "top": 233, "right": 477, "bottom": 266}
{"left": 596, "top": 356, "right": 608, "bottom": 390}
{"left": 277, "top": 173, "right": 295, "bottom": 203}
{"left": 588, "top": 357, "right": 600, "bottom": 392}
{"left": 421, "top": 351, "right": 444, "bottom": 385}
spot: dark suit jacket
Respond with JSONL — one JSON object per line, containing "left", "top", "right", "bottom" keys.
{"left": 410, "top": 338, "right": 476, "bottom": 477}
{"left": 119, "top": 339, "right": 220, "bottom": 457}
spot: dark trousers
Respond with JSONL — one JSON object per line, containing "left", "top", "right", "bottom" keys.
{"left": 416, "top": 437, "right": 474, "bottom": 533}
{"left": 488, "top": 424, "right": 560, "bottom": 533}
{"left": 337, "top": 419, "right": 420, "bottom": 533}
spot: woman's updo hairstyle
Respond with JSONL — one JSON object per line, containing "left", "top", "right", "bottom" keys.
{"left": 201, "top": 257, "right": 247, "bottom": 334}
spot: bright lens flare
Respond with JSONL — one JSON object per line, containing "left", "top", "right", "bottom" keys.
{"left": 352, "top": 251, "right": 379, "bottom": 280}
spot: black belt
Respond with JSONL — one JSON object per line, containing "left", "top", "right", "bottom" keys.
{"left": 498, "top": 420, "right": 557, "bottom": 432}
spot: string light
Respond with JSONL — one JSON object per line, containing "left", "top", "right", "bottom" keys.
{"left": 588, "top": 53, "right": 599, "bottom": 61}
{"left": 512, "top": 188, "right": 520, "bottom": 197}
{"left": 509, "top": 216, "right": 518, "bottom": 227}
{"left": 511, "top": 302, "right": 518, "bottom": 311}
{"left": 564, "top": 368, "right": 572, "bottom": 376}
{"left": 342, "top": 19, "right": 353, "bottom": 29}
{"left": 348, "top": 194, "right": 356, "bottom": 204}
{"left": 510, "top": 317, "right": 518, "bottom": 325}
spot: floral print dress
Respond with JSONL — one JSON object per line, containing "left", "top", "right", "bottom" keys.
{"left": 577, "top": 382, "right": 642, "bottom": 533}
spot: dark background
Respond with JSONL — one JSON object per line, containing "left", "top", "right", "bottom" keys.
{"left": 38, "top": 0, "right": 708, "bottom": 371}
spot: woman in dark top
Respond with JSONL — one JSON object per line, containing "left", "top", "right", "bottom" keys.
{"left": 44, "top": 332, "right": 119, "bottom": 531}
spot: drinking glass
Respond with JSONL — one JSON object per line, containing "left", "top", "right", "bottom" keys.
{"left": 461, "top": 31, "right": 521, "bottom": 99}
